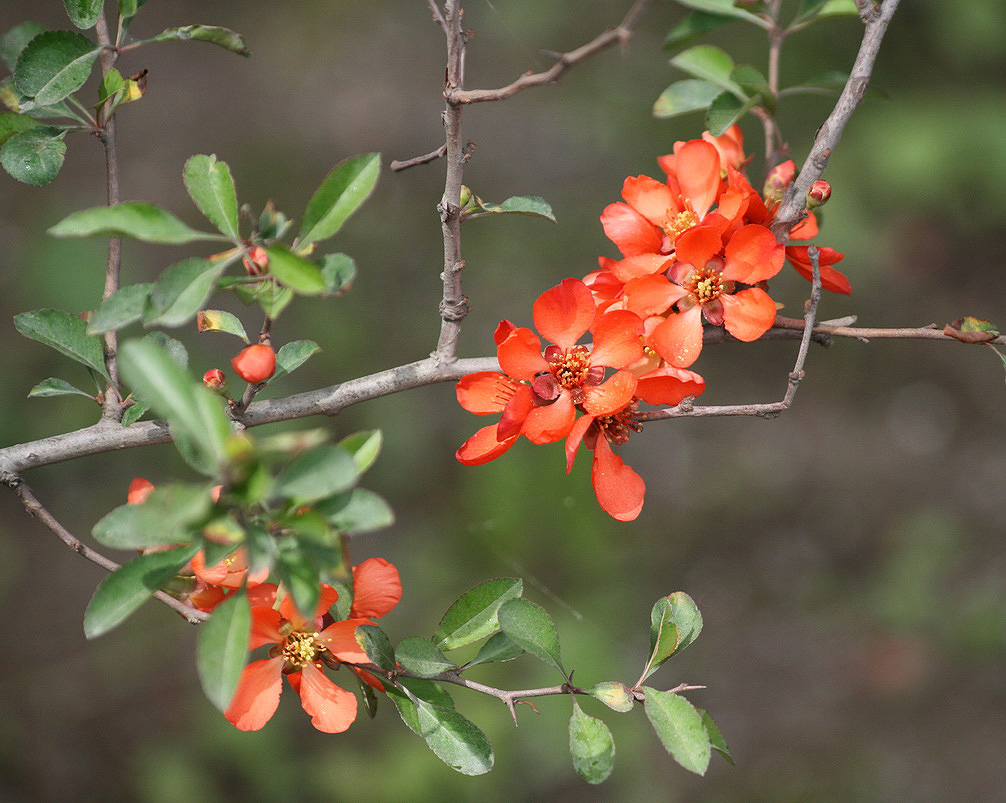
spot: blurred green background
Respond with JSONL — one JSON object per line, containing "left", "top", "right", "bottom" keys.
{"left": 2, "top": 1, "right": 1005, "bottom": 800}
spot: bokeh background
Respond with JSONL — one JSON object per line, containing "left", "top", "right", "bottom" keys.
{"left": 2, "top": 1, "right": 1005, "bottom": 800}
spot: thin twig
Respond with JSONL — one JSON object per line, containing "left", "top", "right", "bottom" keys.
{"left": 391, "top": 143, "right": 447, "bottom": 172}
{"left": 447, "top": 0, "right": 653, "bottom": 105}
{"left": 94, "top": 12, "right": 125, "bottom": 421}
{"left": 426, "top": 0, "right": 447, "bottom": 32}
{"left": 772, "top": 0, "right": 901, "bottom": 240}
{"left": 7, "top": 476, "right": 208, "bottom": 624}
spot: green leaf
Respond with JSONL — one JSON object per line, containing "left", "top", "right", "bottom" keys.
{"left": 464, "top": 631, "right": 523, "bottom": 669}
{"left": 196, "top": 309, "right": 249, "bottom": 342}
{"left": 357, "top": 624, "right": 396, "bottom": 671}
{"left": 319, "top": 252, "right": 356, "bottom": 295}
{"left": 183, "top": 154, "right": 240, "bottom": 238}
{"left": 705, "top": 90, "right": 758, "bottom": 137}
{"left": 121, "top": 399, "right": 149, "bottom": 426}
{"left": 413, "top": 701, "right": 494, "bottom": 776}
{"left": 142, "top": 25, "right": 250, "bottom": 57}
{"left": 731, "top": 64, "right": 772, "bottom": 105}
{"left": 699, "top": 708, "right": 734, "bottom": 765}
{"left": 669, "top": 45, "right": 745, "bottom": 99}
{"left": 651, "top": 592, "right": 703, "bottom": 657}
{"left": 793, "top": 0, "right": 859, "bottom": 25}
{"left": 118, "top": 338, "right": 230, "bottom": 475}
{"left": 673, "top": 0, "right": 770, "bottom": 28}
{"left": 643, "top": 688, "right": 711, "bottom": 776}
{"left": 83, "top": 543, "right": 200, "bottom": 638}
{"left": 0, "top": 111, "right": 40, "bottom": 146}
{"left": 265, "top": 245, "right": 328, "bottom": 296}
{"left": 274, "top": 541, "right": 319, "bottom": 619}
{"left": 314, "top": 488, "right": 394, "bottom": 534}
{"left": 270, "top": 339, "right": 321, "bottom": 382}
{"left": 118, "top": 0, "right": 139, "bottom": 19}
{"left": 49, "top": 202, "right": 222, "bottom": 244}
{"left": 92, "top": 483, "right": 214, "bottom": 549}
{"left": 96, "top": 68, "right": 124, "bottom": 106}
{"left": 569, "top": 700, "right": 615, "bottom": 784}
{"left": 298, "top": 153, "right": 380, "bottom": 248}
{"left": 395, "top": 637, "right": 457, "bottom": 678}
{"left": 1, "top": 23, "right": 46, "bottom": 73}
{"left": 664, "top": 11, "right": 738, "bottom": 49}
{"left": 88, "top": 283, "right": 152, "bottom": 334}
{"left": 64, "top": 0, "right": 103, "bottom": 30}
{"left": 142, "top": 330, "right": 189, "bottom": 368}
{"left": 14, "top": 30, "right": 100, "bottom": 108}
{"left": 338, "top": 430, "right": 382, "bottom": 474}
{"left": 274, "top": 443, "right": 359, "bottom": 503}
{"left": 498, "top": 598, "right": 564, "bottom": 675}
{"left": 653, "top": 79, "right": 722, "bottom": 119}
{"left": 470, "top": 195, "right": 556, "bottom": 223}
{"left": 197, "top": 589, "right": 250, "bottom": 712}
{"left": 1, "top": 125, "right": 67, "bottom": 185}
{"left": 145, "top": 257, "right": 227, "bottom": 328}
{"left": 641, "top": 610, "right": 680, "bottom": 683}
{"left": 28, "top": 377, "right": 94, "bottom": 399}
{"left": 587, "top": 681, "right": 635, "bottom": 713}
{"left": 433, "top": 577, "right": 523, "bottom": 651}
{"left": 14, "top": 308, "right": 110, "bottom": 381}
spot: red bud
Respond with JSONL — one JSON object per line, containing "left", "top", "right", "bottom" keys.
{"left": 763, "top": 160, "right": 796, "bottom": 201}
{"left": 242, "top": 245, "right": 269, "bottom": 276}
{"left": 203, "top": 368, "right": 227, "bottom": 392}
{"left": 231, "top": 344, "right": 276, "bottom": 383}
{"left": 128, "top": 477, "right": 155, "bottom": 505}
{"left": 807, "top": 179, "right": 832, "bottom": 208}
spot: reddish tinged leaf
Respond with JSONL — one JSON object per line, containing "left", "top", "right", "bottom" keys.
{"left": 592, "top": 437, "right": 645, "bottom": 522}
{"left": 298, "top": 662, "right": 358, "bottom": 733}
{"left": 943, "top": 317, "right": 999, "bottom": 343}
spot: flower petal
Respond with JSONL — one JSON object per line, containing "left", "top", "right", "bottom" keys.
{"left": 298, "top": 662, "right": 358, "bottom": 733}
{"left": 674, "top": 139, "right": 722, "bottom": 218}
{"left": 319, "top": 619, "right": 373, "bottom": 664}
{"left": 601, "top": 202, "right": 663, "bottom": 257}
{"left": 582, "top": 370, "right": 638, "bottom": 417}
{"left": 592, "top": 437, "right": 645, "bottom": 522}
{"left": 350, "top": 558, "right": 402, "bottom": 619}
{"left": 533, "top": 279, "right": 596, "bottom": 352}
{"left": 722, "top": 224, "right": 784, "bottom": 284}
{"left": 522, "top": 393, "right": 577, "bottom": 444}
{"left": 456, "top": 372, "right": 515, "bottom": 414}
{"left": 621, "top": 175, "right": 676, "bottom": 226}
{"left": 456, "top": 423, "right": 519, "bottom": 466}
{"left": 636, "top": 365, "right": 706, "bottom": 407}
{"left": 225, "top": 657, "right": 284, "bottom": 731}
{"left": 674, "top": 225, "right": 724, "bottom": 270}
{"left": 497, "top": 327, "right": 547, "bottom": 381}
{"left": 608, "top": 254, "right": 674, "bottom": 283}
{"left": 590, "top": 310, "right": 644, "bottom": 369}
{"left": 786, "top": 246, "right": 851, "bottom": 294}
{"left": 651, "top": 305, "right": 705, "bottom": 367}
{"left": 249, "top": 606, "right": 284, "bottom": 650}
{"left": 497, "top": 384, "right": 534, "bottom": 441}
{"left": 564, "top": 414, "right": 594, "bottom": 474}
{"left": 721, "top": 287, "right": 778, "bottom": 341}
{"left": 622, "top": 274, "right": 685, "bottom": 317}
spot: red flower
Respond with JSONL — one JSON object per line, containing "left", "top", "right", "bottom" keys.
{"left": 456, "top": 279, "right": 643, "bottom": 463}
{"left": 231, "top": 343, "right": 276, "bottom": 383}
{"left": 650, "top": 224, "right": 784, "bottom": 367}
{"left": 127, "top": 477, "right": 155, "bottom": 505}
{"left": 225, "top": 558, "right": 402, "bottom": 733}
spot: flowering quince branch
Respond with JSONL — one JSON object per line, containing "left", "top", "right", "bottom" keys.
{"left": 771, "top": 0, "right": 902, "bottom": 239}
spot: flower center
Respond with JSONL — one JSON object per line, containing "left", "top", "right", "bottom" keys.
{"left": 684, "top": 265, "right": 724, "bottom": 305}
{"left": 663, "top": 207, "right": 700, "bottom": 243}
{"left": 283, "top": 631, "right": 322, "bottom": 668}
{"left": 547, "top": 345, "right": 592, "bottom": 388}
{"left": 595, "top": 401, "right": 643, "bottom": 446}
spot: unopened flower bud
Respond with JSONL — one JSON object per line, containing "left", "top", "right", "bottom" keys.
{"left": 807, "top": 179, "right": 831, "bottom": 209}
{"left": 242, "top": 245, "right": 269, "bottom": 276}
{"left": 231, "top": 343, "right": 276, "bottom": 384}
{"left": 128, "top": 477, "right": 155, "bottom": 505}
{"left": 763, "top": 159, "right": 796, "bottom": 201}
{"left": 203, "top": 368, "right": 227, "bottom": 393}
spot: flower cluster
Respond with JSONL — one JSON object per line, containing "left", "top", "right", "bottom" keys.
{"left": 456, "top": 127, "right": 845, "bottom": 521}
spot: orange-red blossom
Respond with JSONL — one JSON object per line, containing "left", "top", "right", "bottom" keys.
{"left": 225, "top": 558, "right": 402, "bottom": 733}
